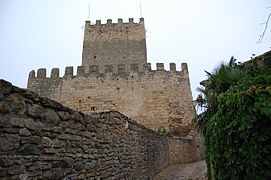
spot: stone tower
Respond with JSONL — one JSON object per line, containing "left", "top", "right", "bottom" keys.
{"left": 82, "top": 18, "right": 147, "bottom": 67}
{"left": 27, "top": 18, "right": 196, "bottom": 135}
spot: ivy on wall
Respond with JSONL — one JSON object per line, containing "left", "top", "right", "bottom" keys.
{"left": 194, "top": 51, "right": 271, "bottom": 179}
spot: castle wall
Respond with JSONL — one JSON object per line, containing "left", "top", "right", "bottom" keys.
{"left": 82, "top": 18, "right": 147, "bottom": 67}
{"left": 27, "top": 63, "right": 196, "bottom": 134}
{"left": 0, "top": 80, "right": 200, "bottom": 179}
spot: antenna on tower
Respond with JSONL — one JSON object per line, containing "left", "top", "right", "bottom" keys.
{"left": 88, "top": 3, "right": 91, "bottom": 21}
{"left": 140, "top": 2, "right": 143, "bottom": 17}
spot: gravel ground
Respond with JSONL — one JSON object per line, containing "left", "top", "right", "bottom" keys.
{"left": 154, "top": 161, "right": 207, "bottom": 180}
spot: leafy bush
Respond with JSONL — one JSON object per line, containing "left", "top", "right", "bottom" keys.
{"left": 194, "top": 51, "right": 271, "bottom": 179}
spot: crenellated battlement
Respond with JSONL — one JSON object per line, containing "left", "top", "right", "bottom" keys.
{"left": 82, "top": 18, "right": 147, "bottom": 67}
{"left": 26, "top": 17, "right": 196, "bottom": 138}
{"left": 28, "top": 63, "right": 188, "bottom": 79}
{"left": 85, "top": 17, "right": 144, "bottom": 27}
{"left": 27, "top": 60, "right": 194, "bottom": 132}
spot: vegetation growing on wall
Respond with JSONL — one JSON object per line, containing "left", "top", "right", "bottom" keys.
{"left": 194, "top": 51, "right": 271, "bottom": 179}
{"left": 157, "top": 127, "right": 169, "bottom": 136}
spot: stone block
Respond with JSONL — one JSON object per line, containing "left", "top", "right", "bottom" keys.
{"left": 44, "top": 109, "right": 59, "bottom": 125}
{"left": 0, "top": 168, "right": 7, "bottom": 177}
{"left": 10, "top": 117, "right": 26, "bottom": 127}
{"left": 85, "top": 161, "right": 96, "bottom": 170}
{"left": 19, "top": 144, "right": 43, "bottom": 155}
{"left": 26, "top": 104, "right": 44, "bottom": 118}
{"left": 73, "top": 161, "right": 84, "bottom": 171}
{"left": 0, "top": 138, "right": 20, "bottom": 152}
{"left": 42, "top": 137, "right": 52, "bottom": 147}
{"left": 42, "top": 168, "right": 65, "bottom": 180}
{"left": 19, "top": 128, "right": 31, "bottom": 136}
{"left": 7, "top": 165, "right": 22, "bottom": 175}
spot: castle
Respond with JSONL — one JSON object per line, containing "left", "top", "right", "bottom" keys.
{"left": 0, "top": 18, "right": 204, "bottom": 179}
{"left": 27, "top": 18, "right": 195, "bottom": 135}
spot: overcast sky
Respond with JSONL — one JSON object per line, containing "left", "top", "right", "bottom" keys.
{"left": 0, "top": 0, "right": 270, "bottom": 99}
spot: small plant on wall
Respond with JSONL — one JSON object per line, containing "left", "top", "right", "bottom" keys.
{"left": 157, "top": 127, "right": 169, "bottom": 136}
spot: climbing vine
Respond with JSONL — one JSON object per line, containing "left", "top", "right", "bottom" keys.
{"left": 194, "top": 51, "right": 271, "bottom": 179}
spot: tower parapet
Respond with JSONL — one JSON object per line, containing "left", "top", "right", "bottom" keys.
{"left": 28, "top": 63, "right": 188, "bottom": 80}
{"left": 82, "top": 18, "right": 147, "bottom": 67}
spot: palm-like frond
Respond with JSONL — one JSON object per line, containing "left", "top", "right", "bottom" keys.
{"left": 193, "top": 56, "right": 247, "bottom": 133}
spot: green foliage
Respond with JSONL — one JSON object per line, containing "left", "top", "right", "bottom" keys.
{"left": 194, "top": 51, "right": 271, "bottom": 179}
{"left": 157, "top": 127, "right": 169, "bottom": 136}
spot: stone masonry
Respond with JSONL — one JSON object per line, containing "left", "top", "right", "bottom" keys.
{"left": 27, "top": 18, "right": 196, "bottom": 135}
{"left": 82, "top": 18, "right": 147, "bottom": 67}
{"left": 0, "top": 80, "right": 201, "bottom": 179}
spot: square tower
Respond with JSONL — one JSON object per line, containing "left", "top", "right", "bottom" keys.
{"left": 82, "top": 18, "right": 147, "bottom": 66}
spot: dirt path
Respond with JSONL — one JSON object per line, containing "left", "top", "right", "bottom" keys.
{"left": 154, "top": 161, "right": 207, "bottom": 180}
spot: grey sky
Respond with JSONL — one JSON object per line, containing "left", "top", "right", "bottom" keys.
{"left": 0, "top": 0, "right": 270, "bottom": 99}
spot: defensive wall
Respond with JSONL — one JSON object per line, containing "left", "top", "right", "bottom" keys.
{"left": 0, "top": 80, "right": 202, "bottom": 179}
{"left": 27, "top": 62, "right": 196, "bottom": 135}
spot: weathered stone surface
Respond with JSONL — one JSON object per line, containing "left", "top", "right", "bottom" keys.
{"left": 19, "top": 128, "right": 31, "bottom": 136}
{"left": 73, "top": 161, "right": 84, "bottom": 171}
{"left": 10, "top": 117, "right": 26, "bottom": 127}
{"left": 34, "top": 162, "right": 51, "bottom": 170}
{"left": 42, "top": 168, "right": 64, "bottom": 180}
{"left": 18, "top": 174, "right": 28, "bottom": 180}
{"left": 0, "top": 80, "right": 204, "bottom": 179}
{"left": 59, "top": 134, "right": 82, "bottom": 141}
{"left": 41, "top": 137, "right": 52, "bottom": 147}
{"left": 52, "top": 160, "right": 70, "bottom": 168}
{"left": 0, "top": 138, "right": 20, "bottom": 151}
{"left": 0, "top": 157, "right": 13, "bottom": 167}
{"left": 40, "top": 97, "right": 64, "bottom": 110}
{"left": 44, "top": 109, "right": 59, "bottom": 125}
{"left": 85, "top": 161, "right": 96, "bottom": 170}
{"left": 71, "top": 111, "right": 84, "bottom": 123}
{"left": 24, "top": 118, "right": 36, "bottom": 130}
{"left": 0, "top": 101, "right": 8, "bottom": 113}
{"left": 27, "top": 19, "right": 195, "bottom": 136}
{"left": 57, "top": 111, "right": 70, "bottom": 121}
{"left": 28, "top": 66, "right": 196, "bottom": 135}
{"left": 0, "top": 80, "right": 12, "bottom": 94}
{"left": 0, "top": 115, "right": 11, "bottom": 127}
{"left": 26, "top": 104, "right": 43, "bottom": 118}
{"left": 19, "top": 144, "right": 43, "bottom": 155}
{"left": 64, "top": 157, "right": 75, "bottom": 164}
{"left": 51, "top": 139, "right": 65, "bottom": 148}
{"left": 8, "top": 165, "right": 22, "bottom": 175}
{"left": 66, "top": 174, "right": 80, "bottom": 180}
{"left": 20, "top": 136, "right": 40, "bottom": 144}
{"left": 0, "top": 168, "right": 7, "bottom": 177}
{"left": 6, "top": 93, "right": 27, "bottom": 114}
{"left": 82, "top": 18, "right": 147, "bottom": 67}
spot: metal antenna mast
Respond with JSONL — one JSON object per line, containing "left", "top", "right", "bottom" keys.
{"left": 140, "top": 2, "right": 143, "bottom": 17}
{"left": 88, "top": 3, "right": 91, "bottom": 21}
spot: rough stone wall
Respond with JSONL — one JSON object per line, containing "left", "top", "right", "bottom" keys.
{"left": 82, "top": 18, "right": 147, "bottom": 67}
{"left": 0, "top": 80, "right": 200, "bottom": 180}
{"left": 27, "top": 63, "right": 195, "bottom": 134}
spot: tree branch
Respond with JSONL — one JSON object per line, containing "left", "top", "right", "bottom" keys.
{"left": 257, "top": 9, "right": 271, "bottom": 43}
{"left": 257, "top": 8, "right": 271, "bottom": 44}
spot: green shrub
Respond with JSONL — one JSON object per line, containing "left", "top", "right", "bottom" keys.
{"left": 194, "top": 51, "right": 271, "bottom": 179}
